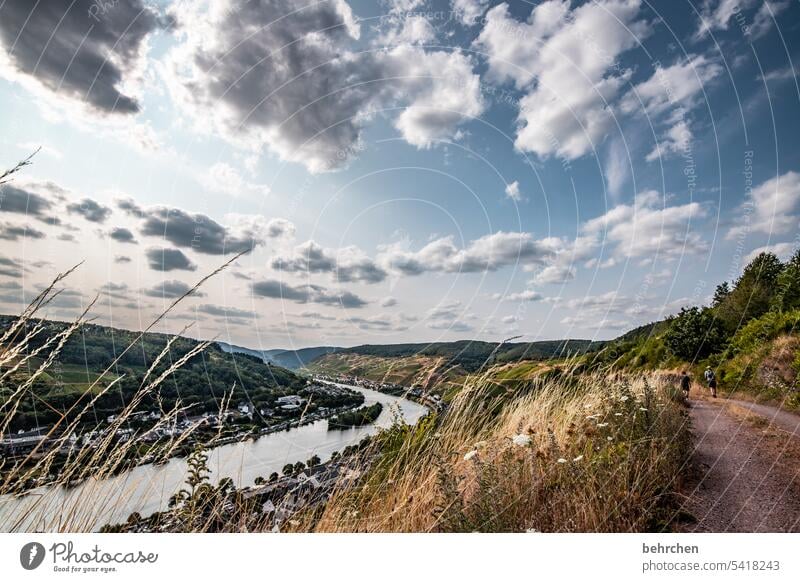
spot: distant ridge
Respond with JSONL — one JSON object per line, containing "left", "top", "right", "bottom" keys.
{"left": 218, "top": 342, "right": 341, "bottom": 370}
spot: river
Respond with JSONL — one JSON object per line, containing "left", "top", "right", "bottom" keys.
{"left": 0, "top": 384, "right": 427, "bottom": 532}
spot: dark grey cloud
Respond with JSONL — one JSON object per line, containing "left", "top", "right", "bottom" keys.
{"left": 166, "top": 0, "right": 483, "bottom": 172}
{"left": 145, "top": 247, "right": 197, "bottom": 272}
{"left": 272, "top": 241, "right": 387, "bottom": 284}
{"left": 0, "top": 223, "right": 45, "bottom": 241}
{"left": 143, "top": 280, "right": 205, "bottom": 299}
{"left": 0, "top": 184, "right": 53, "bottom": 216}
{"left": 115, "top": 197, "right": 143, "bottom": 217}
{"left": 251, "top": 279, "right": 367, "bottom": 308}
{"left": 109, "top": 227, "right": 137, "bottom": 244}
{"left": 0, "top": 255, "right": 25, "bottom": 278}
{"left": 347, "top": 315, "right": 407, "bottom": 332}
{"left": 58, "top": 233, "right": 77, "bottom": 242}
{"left": 138, "top": 206, "right": 260, "bottom": 255}
{"left": 0, "top": 280, "right": 23, "bottom": 303}
{"left": 0, "top": 0, "right": 164, "bottom": 114}
{"left": 67, "top": 198, "right": 112, "bottom": 223}
{"left": 48, "top": 288, "right": 87, "bottom": 309}
{"left": 114, "top": 255, "right": 132, "bottom": 263}
{"left": 196, "top": 304, "right": 256, "bottom": 319}
{"left": 98, "top": 282, "right": 129, "bottom": 300}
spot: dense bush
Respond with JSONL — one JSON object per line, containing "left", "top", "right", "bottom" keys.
{"left": 663, "top": 307, "right": 726, "bottom": 361}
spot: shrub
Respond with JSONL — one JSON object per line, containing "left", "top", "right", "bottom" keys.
{"left": 664, "top": 307, "right": 726, "bottom": 361}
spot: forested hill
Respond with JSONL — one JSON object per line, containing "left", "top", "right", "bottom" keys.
{"left": 336, "top": 339, "right": 603, "bottom": 373}
{"left": 0, "top": 315, "right": 309, "bottom": 431}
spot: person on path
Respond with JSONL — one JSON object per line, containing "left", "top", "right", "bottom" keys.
{"left": 680, "top": 371, "right": 691, "bottom": 400}
{"left": 704, "top": 366, "right": 717, "bottom": 398}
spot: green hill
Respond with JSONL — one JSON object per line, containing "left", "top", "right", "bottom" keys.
{"left": 0, "top": 316, "right": 354, "bottom": 432}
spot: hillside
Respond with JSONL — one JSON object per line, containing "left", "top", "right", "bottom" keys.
{"left": 307, "top": 339, "right": 601, "bottom": 395}
{"left": 218, "top": 341, "right": 340, "bottom": 370}
{"left": 0, "top": 316, "right": 351, "bottom": 432}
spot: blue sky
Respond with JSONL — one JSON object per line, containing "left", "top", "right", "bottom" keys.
{"left": 0, "top": 0, "right": 798, "bottom": 350}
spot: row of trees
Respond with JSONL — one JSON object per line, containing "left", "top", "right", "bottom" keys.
{"left": 665, "top": 250, "right": 800, "bottom": 361}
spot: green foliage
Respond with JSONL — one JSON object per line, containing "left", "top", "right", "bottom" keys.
{"left": 727, "top": 310, "right": 800, "bottom": 355}
{"left": 712, "top": 281, "right": 731, "bottom": 307}
{"left": 771, "top": 250, "right": 800, "bottom": 312}
{"left": 715, "top": 252, "right": 784, "bottom": 333}
{"left": 664, "top": 307, "right": 726, "bottom": 361}
{"left": 328, "top": 402, "right": 383, "bottom": 429}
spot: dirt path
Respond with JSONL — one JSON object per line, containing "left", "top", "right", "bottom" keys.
{"left": 678, "top": 396, "right": 800, "bottom": 532}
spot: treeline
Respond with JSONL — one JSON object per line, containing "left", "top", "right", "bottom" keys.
{"left": 328, "top": 402, "right": 383, "bottom": 429}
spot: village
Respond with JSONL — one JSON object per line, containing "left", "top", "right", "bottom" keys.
{"left": 0, "top": 380, "right": 364, "bottom": 485}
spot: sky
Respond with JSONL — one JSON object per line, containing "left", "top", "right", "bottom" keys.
{"left": 0, "top": 0, "right": 798, "bottom": 351}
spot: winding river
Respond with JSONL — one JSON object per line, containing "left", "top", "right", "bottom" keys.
{"left": 0, "top": 384, "right": 427, "bottom": 532}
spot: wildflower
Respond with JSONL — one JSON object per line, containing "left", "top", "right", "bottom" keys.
{"left": 557, "top": 458, "right": 567, "bottom": 464}
{"left": 639, "top": 407, "right": 648, "bottom": 412}
{"left": 614, "top": 413, "right": 623, "bottom": 416}
{"left": 607, "top": 436, "right": 613, "bottom": 441}
{"left": 464, "top": 450, "right": 478, "bottom": 461}
{"left": 620, "top": 396, "right": 629, "bottom": 402}
{"left": 474, "top": 440, "right": 487, "bottom": 449}
{"left": 573, "top": 455, "right": 584, "bottom": 462}
{"left": 597, "top": 422, "right": 609, "bottom": 428}
{"left": 512, "top": 434, "right": 532, "bottom": 447}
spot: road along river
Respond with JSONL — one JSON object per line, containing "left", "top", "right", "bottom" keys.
{"left": 0, "top": 384, "right": 427, "bottom": 532}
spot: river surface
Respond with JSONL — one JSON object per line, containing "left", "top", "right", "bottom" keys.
{"left": 0, "top": 384, "right": 427, "bottom": 532}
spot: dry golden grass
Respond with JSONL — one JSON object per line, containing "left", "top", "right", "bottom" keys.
{"left": 294, "top": 370, "right": 690, "bottom": 533}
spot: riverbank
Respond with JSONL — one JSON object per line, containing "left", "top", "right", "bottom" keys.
{"left": 0, "top": 384, "right": 427, "bottom": 532}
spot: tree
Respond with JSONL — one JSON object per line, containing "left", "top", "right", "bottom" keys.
{"left": 771, "top": 249, "right": 800, "bottom": 312}
{"left": 254, "top": 476, "right": 265, "bottom": 485}
{"left": 306, "top": 454, "right": 321, "bottom": 467}
{"left": 712, "top": 281, "right": 731, "bottom": 307}
{"left": 715, "top": 252, "right": 784, "bottom": 332}
{"left": 664, "top": 306, "right": 726, "bottom": 361}
{"left": 268, "top": 472, "right": 279, "bottom": 483}
{"left": 282, "top": 463, "right": 294, "bottom": 476}
{"left": 293, "top": 461, "right": 306, "bottom": 474}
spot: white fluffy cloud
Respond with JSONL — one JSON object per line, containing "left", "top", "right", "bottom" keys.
{"left": 744, "top": 242, "right": 797, "bottom": 264}
{"left": 694, "top": 0, "right": 757, "bottom": 39}
{"left": 583, "top": 190, "right": 708, "bottom": 260}
{"left": 505, "top": 181, "right": 523, "bottom": 201}
{"left": 452, "top": 0, "right": 491, "bottom": 25}
{"left": 164, "top": 0, "right": 483, "bottom": 172}
{"left": 645, "top": 119, "right": 692, "bottom": 162}
{"left": 475, "top": 0, "right": 649, "bottom": 160}
{"left": 728, "top": 171, "right": 800, "bottom": 239}
{"left": 378, "top": 231, "right": 557, "bottom": 276}
{"left": 621, "top": 55, "right": 722, "bottom": 118}
{"left": 206, "top": 163, "right": 270, "bottom": 198}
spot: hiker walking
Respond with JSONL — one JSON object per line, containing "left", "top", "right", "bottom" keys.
{"left": 680, "top": 371, "right": 691, "bottom": 399}
{"left": 704, "top": 366, "right": 717, "bottom": 398}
